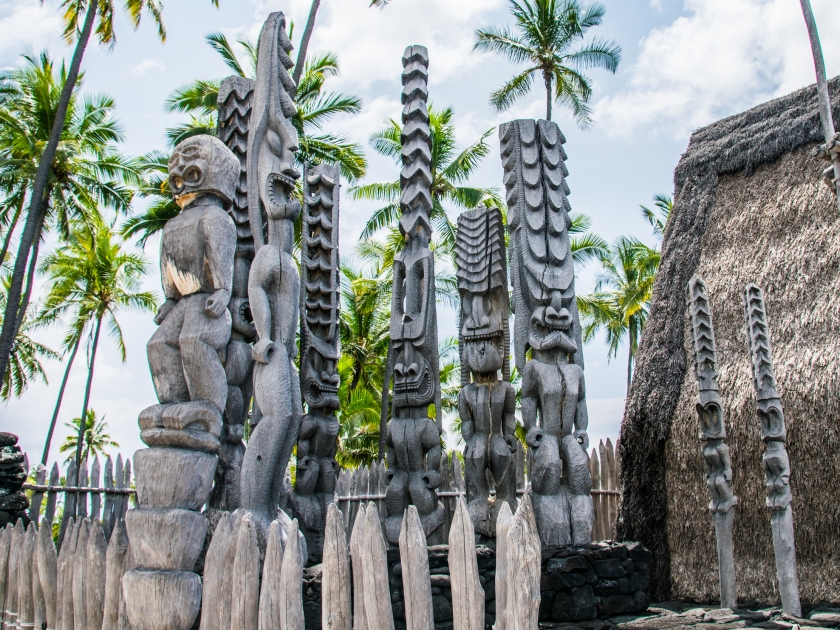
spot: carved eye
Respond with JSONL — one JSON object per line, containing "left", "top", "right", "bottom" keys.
{"left": 185, "top": 166, "right": 202, "bottom": 183}
{"left": 171, "top": 176, "right": 184, "bottom": 189}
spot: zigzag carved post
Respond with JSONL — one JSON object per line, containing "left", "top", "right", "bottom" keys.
{"left": 687, "top": 275, "right": 738, "bottom": 610}
{"left": 743, "top": 284, "right": 801, "bottom": 616}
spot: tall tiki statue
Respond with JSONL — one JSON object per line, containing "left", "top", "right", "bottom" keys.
{"left": 381, "top": 45, "right": 445, "bottom": 545}
{"left": 500, "top": 119, "right": 593, "bottom": 547}
{"left": 127, "top": 134, "right": 240, "bottom": 630}
{"left": 238, "top": 11, "right": 304, "bottom": 551}
{"left": 289, "top": 164, "right": 342, "bottom": 562}
{"left": 455, "top": 206, "right": 518, "bottom": 536}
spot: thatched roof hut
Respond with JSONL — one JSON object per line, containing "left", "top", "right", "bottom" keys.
{"left": 618, "top": 77, "right": 840, "bottom": 605}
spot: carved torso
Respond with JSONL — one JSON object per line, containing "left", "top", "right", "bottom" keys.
{"left": 522, "top": 359, "right": 581, "bottom": 438}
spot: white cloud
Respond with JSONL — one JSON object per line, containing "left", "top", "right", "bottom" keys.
{"left": 129, "top": 59, "right": 166, "bottom": 76}
{"left": 0, "top": 0, "right": 64, "bottom": 62}
{"left": 595, "top": 0, "right": 840, "bottom": 138}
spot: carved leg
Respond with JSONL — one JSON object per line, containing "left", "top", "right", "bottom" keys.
{"left": 562, "top": 434, "right": 593, "bottom": 546}
{"left": 147, "top": 299, "right": 189, "bottom": 404}
{"left": 384, "top": 468, "right": 409, "bottom": 544}
{"left": 490, "top": 433, "right": 517, "bottom": 512}
{"left": 178, "top": 294, "right": 232, "bottom": 414}
{"left": 465, "top": 432, "right": 490, "bottom": 535}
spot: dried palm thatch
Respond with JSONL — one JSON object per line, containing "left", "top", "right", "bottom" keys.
{"left": 619, "top": 76, "right": 840, "bottom": 604}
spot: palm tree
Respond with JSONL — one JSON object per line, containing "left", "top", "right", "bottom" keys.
{"left": 350, "top": 105, "right": 502, "bottom": 255}
{"left": 165, "top": 33, "right": 366, "bottom": 180}
{"left": 39, "top": 219, "right": 157, "bottom": 469}
{"left": 639, "top": 194, "right": 672, "bottom": 240}
{"left": 0, "top": 287, "right": 57, "bottom": 400}
{"left": 0, "top": 52, "right": 141, "bottom": 394}
{"left": 59, "top": 409, "right": 118, "bottom": 464}
{"left": 578, "top": 237, "right": 659, "bottom": 391}
{"left": 0, "top": 0, "right": 216, "bottom": 393}
{"left": 474, "top": 0, "right": 621, "bottom": 123}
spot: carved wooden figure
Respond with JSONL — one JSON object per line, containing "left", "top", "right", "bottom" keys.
{"left": 290, "top": 164, "right": 342, "bottom": 562}
{"left": 500, "top": 119, "right": 593, "bottom": 547}
{"left": 381, "top": 45, "right": 444, "bottom": 545}
{"left": 687, "top": 275, "right": 738, "bottom": 610}
{"left": 455, "top": 206, "right": 517, "bottom": 536}
{"left": 743, "top": 284, "right": 801, "bottom": 616}
{"left": 125, "top": 132, "right": 240, "bottom": 630}
{"left": 238, "top": 11, "right": 305, "bottom": 553}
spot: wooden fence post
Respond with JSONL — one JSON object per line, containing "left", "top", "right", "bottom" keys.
{"left": 0, "top": 526, "right": 9, "bottom": 629}
{"left": 28, "top": 465, "right": 47, "bottom": 524}
{"left": 504, "top": 495, "right": 540, "bottom": 630}
{"left": 18, "top": 523, "right": 36, "bottom": 630}
{"left": 605, "top": 438, "right": 618, "bottom": 539}
{"left": 322, "top": 503, "right": 351, "bottom": 630}
{"left": 73, "top": 518, "right": 91, "bottom": 630}
{"left": 230, "top": 515, "right": 259, "bottom": 630}
{"left": 493, "top": 501, "right": 512, "bottom": 630}
{"left": 349, "top": 503, "right": 367, "bottom": 630}
{"left": 360, "top": 502, "right": 393, "bottom": 630}
{"left": 589, "top": 448, "right": 602, "bottom": 542}
{"left": 87, "top": 519, "right": 108, "bottom": 630}
{"left": 200, "top": 512, "right": 231, "bottom": 630}
{"left": 58, "top": 460, "right": 77, "bottom": 550}
{"left": 90, "top": 458, "right": 101, "bottom": 524}
{"left": 103, "top": 456, "right": 115, "bottom": 540}
{"left": 399, "top": 506, "right": 433, "bottom": 630}
{"left": 449, "top": 497, "right": 483, "bottom": 630}
{"left": 218, "top": 510, "right": 245, "bottom": 630}
{"left": 277, "top": 519, "right": 304, "bottom": 630}
{"left": 5, "top": 519, "right": 24, "bottom": 629}
{"left": 44, "top": 464, "right": 59, "bottom": 526}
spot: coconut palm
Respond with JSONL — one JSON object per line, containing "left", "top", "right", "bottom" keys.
{"left": 0, "top": 52, "right": 141, "bottom": 392}
{"left": 0, "top": 287, "right": 56, "bottom": 400}
{"left": 59, "top": 409, "right": 118, "bottom": 464}
{"left": 639, "top": 194, "right": 672, "bottom": 240}
{"left": 39, "top": 219, "right": 157, "bottom": 469}
{"left": 351, "top": 105, "right": 503, "bottom": 256}
{"left": 165, "top": 34, "right": 366, "bottom": 180}
{"left": 578, "top": 236, "right": 659, "bottom": 391}
{"left": 0, "top": 0, "right": 215, "bottom": 394}
{"left": 474, "top": 0, "right": 621, "bottom": 123}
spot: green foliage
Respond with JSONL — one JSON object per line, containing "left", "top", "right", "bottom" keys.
{"left": 474, "top": 0, "right": 621, "bottom": 124}
{"left": 59, "top": 409, "right": 118, "bottom": 463}
{"left": 350, "top": 105, "right": 502, "bottom": 257}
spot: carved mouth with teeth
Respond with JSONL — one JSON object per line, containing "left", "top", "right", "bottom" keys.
{"left": 393, "top": 363, "right": 433, "bottom": 407}
{"left": 305, "top": 378, "right": 339, "bottom": 410}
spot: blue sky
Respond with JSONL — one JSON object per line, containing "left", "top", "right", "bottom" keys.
{"left": 2, "top": 0, "right": 838, "bottom": 465}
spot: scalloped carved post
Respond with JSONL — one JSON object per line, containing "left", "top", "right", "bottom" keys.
{"left": 743, "top": 284, "right": 801, "bottom": 616}
{"left": 687, "top": 275, "right": 737, "bottom": 610}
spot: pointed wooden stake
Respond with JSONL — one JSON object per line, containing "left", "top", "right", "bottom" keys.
{"left": 322, "top": 504, "right": 351, "bottom": 630}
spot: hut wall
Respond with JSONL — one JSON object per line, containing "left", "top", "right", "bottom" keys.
{"left": 666, "top": 146, "right": 840, "bottom": 604}
{"left": 619, "top": 77, "right": 840, "bottom": 604}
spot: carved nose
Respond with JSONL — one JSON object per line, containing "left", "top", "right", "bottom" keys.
{"left": 323, "top": 372, "right": 339, "bottom": 386}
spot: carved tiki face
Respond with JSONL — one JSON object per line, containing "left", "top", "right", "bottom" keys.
{"left": 528, "top": 300, "right": 578, "bottom": 355}
{"left": 756, "top": 398, "right": 787, "bottom": 442}
{"left": 168, "top": 135, "right": 239, "bottom": 208}
{"left": 696, "top": 390, "right": 726, "bottom": 440}
{"left": 393, "top": 342, "right": 435, "bottom": 409}
{"left": 301, "top": 343, "right": 340, "bottom": 411}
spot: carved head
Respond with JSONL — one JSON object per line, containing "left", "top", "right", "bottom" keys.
{"left": 393, "top": 342, "right": 435, "bottom": 409}
{"left": 464, "top": 338, "right": 504, "bottom": 376}
{"left": 528, "top": 306, "right": 577, "bottom": 356}
{"left": 301, "top": 343, "right": 340, "bottom": 411}
{"left": 168, "top": 135, "right": 239, "bottom": 208}
{"left": 696, "top": 390, "right": 726, "bottom": 440}
{"left": 756, "top": 398, "right": 787, "bottom": 443}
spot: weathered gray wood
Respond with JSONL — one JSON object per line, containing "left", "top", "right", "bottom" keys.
{"left": 605, "top": 438, "right": 617, "bottom": 539}
{"left": 493, "top": 501, "right": 512, "bottom": 630}
{"left": 277, "top": 519, "right": 304, "bottom": 630}
{"left": 77, "top": 458, "right": 90, "bottom": 521}
{"left": 35, "top": 520, "right": 57, "bottom": 630}
{"left": 322, "top": 504, "right": 351, "bottom": 630}
{"left": 5, "top": 520, "right": 24, "bottom": 630}
{"left": 45, "top": 464, "right": 60, "bottom": 526}
{"left": 230, "top": 515, "right": 259, "bottom": 630}
{"left": 18, "top": 523, "right": 36, "bottom": 630}
{"left": 121, "top": 570, "right": 202, "bottom": 630}
{"left": 589, "top": 449, "right": 601, "bottom": 542}
{"left": 399, "top": 506, "right": 433, "bottom": 630}
{"left": 58, "top": 460, "right": 78, "bottom": 549}
{"left": 199, "top": 512, "right": 231, "bottom": 630}
{"left": 86, "top": 520, "right": 107, "bottom": 630}
{"left": 361, "top": 502, "right": 393, "bottom": 630}
{"left": 504, "top": 495, "right": 541, "bottom": 630}
{"left": 0, "top": 527, "right": 10, "bottom": 630}
{"left": 55, "top": 518, "right": 75, "bottom": 630}
{"left": 348, "top": 503, "right": 367, "bottom": 630}
{"left": 114, "top": 456, "right": 124, "bottom": 525}
{"left": 216, "top": 510, "right": 245, "bottom": 630}
{"left": 102, "top": 457, "right": 114, "bottom": 541}
{"left": 122, "top": 459, "right": 132, "bottom": 513}
{"left": 257, "top": 519, "right": 283, "bottom": 630}
{"left": 73, "top": 519, "right": 91, "bottom": 630}
{"left": 28, "top": 464, "right": 47, "bottom": 523}
{"left": 101, "top": 518, "right": 128, "bottom": 630}
{"left": 32, "top": 530, "right": 47, "bottom": 630}
{"left": 449, "top": 497, "right": 483, "bottom": 630}
{"left": 89, "top": 458, "right": 101, "bottom": 522}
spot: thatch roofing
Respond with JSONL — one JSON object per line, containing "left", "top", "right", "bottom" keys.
{"left": 618, "top": 77, "right": 840, "bottom": 603}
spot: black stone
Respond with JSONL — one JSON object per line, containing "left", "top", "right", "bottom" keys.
{"left": 0, "top": 492, "right": 28, "bottom": 512}
{"left": 592, "top": 558, "right": 626, "bottom": 579}
{"left": 392, "top": 601, "right": 405, "bottom": 620}
{"left": 635, "top": 561, "right": 649, "bottom": 575}
{"left": 612, "top": 545, "right": 629, "bottom": 560}
{"left": 303, "top": 601, "right": 321, "bottom": 630}
{"left": 616, "top": 577, "right": 631, "bottom": 595}
{"left": 630, "top": 573, "right": 650, "bottom": 592}
{"left": 633, "top": 590, "right": 650, "bottom": 613}
{"left": 551, "top": 585, "right": 596, "bottom": 622}
{"left": 598, "top": 594, "right": 635, "bottom": 617}
{"left": 546, "top": 555, "right": 589, "bottom": 573}
{"left": 0, "top": 433, "right": 17, "bottom": 447}
{"left": 594, "top": 579, "right": 619, "bottom": 596}
{"left": 433, "top": 595, "right": 453, "bottom": 621}
{"left": 430, "top": 574, "right": 450, "bottom": 588}
{"left": 539, "top": 590, "right": 555, "bottom": 621}
{"left": 551, "top": 572, "right": 585, "bottom": 590}
{"left": 620, "top": 558, "right": 635, "bottom": 575}
{"left": 626, "top": 541, "right": 653, "bottom": 564}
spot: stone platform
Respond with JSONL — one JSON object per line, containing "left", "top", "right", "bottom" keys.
{"left": 546, "top": 603, "right": 840, "bottom": 629}
{"left": 299, "top": 540, "right": 653, "bottom": 630}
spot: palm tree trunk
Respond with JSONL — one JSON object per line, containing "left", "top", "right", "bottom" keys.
{"left": 545, "top": 73, "right": 553, "bottom": 121}
{"left": 377, "top": 343, "right": 393, "bottom": 462}
{"left": 0, "top": 0, "right": 98, "bottom": 384}
{"left": 0, "top": 193, "right": 26, "bottom": 267}
{"left": 74, "top": 315, "right": 102, "bottom": 472}
{"left": 41, "top": 335, "right": 82, "bottom": 465}
{"left": 293, "top": 0, "right": 322, "bottom": 85}
{"left": 627, "top": 325, "right": 636, "bottom": 392}
{"left": 13, "top": 212, "right": 45, "bottom": 339}
{"left": 798, "top": 0, "right": 840, "bottom": 210}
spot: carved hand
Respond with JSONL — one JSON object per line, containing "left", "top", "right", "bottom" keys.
{"left": 252, "top": 338, "right": 275, "bottom": 364}
{"left": 422, "top": 470, "right": 441, "bottom": 489}
{"left": 574, "top": 429, "right": 589, "bottom": 450}
{"left": 205, "top": 289, "right": 230, "bottom": 319}
{"left": 153, "top": 299, "right": 176, "bottom": 325}
{"left": 525, "top": 427, "right": 544, "bottom": 449}
{"left": 504, "top": 435, "right": 518, "bottom": 454}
